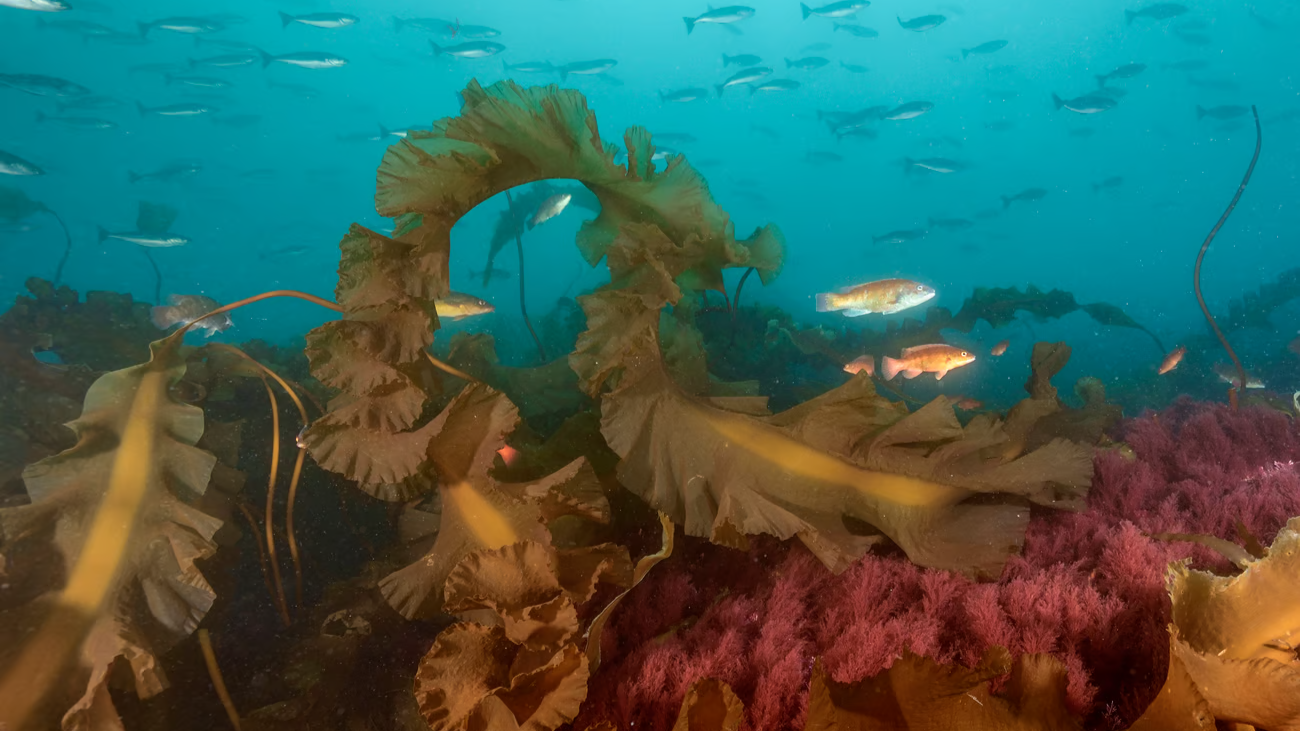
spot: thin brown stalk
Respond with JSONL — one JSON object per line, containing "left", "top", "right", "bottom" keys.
{"left": 198, "top": 629, "right": 242, "bottom": 731}
{"left": 425, "top": 350, "right": 480, "bottom": 383}
{"left": 235, "top": 502, "right": 279, "bottom": 609}
{"left": 169, "top": 289, "right": 342, "bottom": 342}
{"left": 259, "top": 377, "right": 292, "bottom": 627}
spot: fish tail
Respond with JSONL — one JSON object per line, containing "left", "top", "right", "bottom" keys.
{"left": 429, "top": 40, "right": 443, "bottom": 56}
{"left": 278, "top": 11, "right": 294, "bottom": 28}
{"left": 560, "top": 69, "right": 569, "bottom": 81}
{"left": 96, "top": 225, "right": 110, "bottom": 243}
{"left": 1095, "top": 74, "right": 1107, "bottom": 87}
{"left": 378, "top": 123, "right": 391, "bottom": 139}
{"left": 722, "top": 54, "right": 732, "bottom": 65}
{"left": 193, "top": 34, "right": 203, "bottom": 47}
{"left": 962, "top": 48, "right": 970, "bottom": 59}
{"left": 136, "top": 20, "right": 150, "bottom": 38}
{"left": 715, "top": 83, "right": 726, "bottom": 97}
{"left": 896, "top": 15, "right": 905, "bottom": 26}
{"left": 164, "top": 73, "right": 175, "bottom": 86}
{"left": 128, "top": 171, "right": 143, "bottom": 184}
{"left": 1051, "top": 92, "right": 1065, "bottom": 110}
{"left": 903, "top": 157, "right": 915, "bottom": 173}
{"left": 1000, "top": 195, "right": 1012, "bottom": 209}
{"left": 392, "top": 16, "right": 404, "bottom": 32}
{"left": 881, "top": 356, "right": 905, "bottom": 381}
{"left": 683, "top": 16, "right": 696, "bottom": 34}
{"left": 258, "top": 49, "right": 274, "bottom": 68}
{"left": 785, "top": 58, "right": 794, "bottom": 69}
{"left": 748, "top": 84, "right": 758, "bottom": 96}
{"left": 800, "top": 3, "right": 813, "bottom": 20}
{"left": 135, "top": 101, "right": 147, "bottom": 116}
{"left": 1195, "top": 104, "right": 1206, "bottom": 121}
{"left": 814, "top": 293, "right": 838, "bottom": 313}
{"left": 1124, "top": 9, "right": 1136, "bottom": 24}
{"left": 657, "top": 90, "right": 665, "bottom": 102}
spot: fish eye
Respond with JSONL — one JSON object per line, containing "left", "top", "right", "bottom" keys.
{"left": 961, "top": 351, "right": 969, "bottom": 357}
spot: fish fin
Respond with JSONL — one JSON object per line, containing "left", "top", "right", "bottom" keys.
{"left": 842, "top": 309, "right": 871, "bottom": 318}
{"left": 429, "top": 40, "right": 442, "bottom": 56}
{"left": 1000, "top": 195, "right": 1011, "bottom": 209}
{"left": 814, "top": 293, "right": 837, "bottom": 312}
{"left": 164, "top": 73, "right": 175, "bottom": 86}
{"left": 378, "top": 123, "right": 391, "bottom": 138}
{"left": 96, "top": 226, "right": 110, "bottom": 243}
{"left": 896, "top": 15, "right": 905, "bottom": 26}
{"left": 136, "top": 20, "right": 150, "bottom": 38}
{"left": 258, "top": 49, "right": 274, "bottom": 68}
{"left": 1124, "top": 9, "right": 1136, "bottom": 24}
{"left": 683, "top": 16, "right": 696, "bottom": 34}
{"left": 714, "top": 83, "right": 726, "bottom": 97}
{"left": 934, "top": 369, "right": 949, "bottom": 381}
{"left": 748, "top": 84, "right": 757, "bottom": 96}
{"left": 903, "top": 369, "right": 923, "bottom": 379}
{"left": 881, "top": 356, "right": 904, "bottom": 381}
{"left": 278, "top": 11, "right": 294, "bottom": 28}
{"left": 899, "top": 346, "right": 922, "bottom": 357}
{"left": 128, "top": 171, "right": 142, "bottom": 184}
{"left": 784, "top": 58, "right": 793, "bottom": 69}
{"left": 560, "top": 69, "right": 569, "bottom": 80}
{"left": 962, "top": 48, "right": 970, "bottom": 59}
{"left": 135, "top": 101, "right": 147, "bottom": 116}
{"left": 1095, "top": 74, "right": 1107, "bottom": 87}
{"left": 801, "top": 3, "right": 812, "bottom": 20}
{"left": 1051, "top": 92, "right": 1066, "bottom": 110}
{"left": 1195, "top": 105, "right": 1206, "bottom": 121}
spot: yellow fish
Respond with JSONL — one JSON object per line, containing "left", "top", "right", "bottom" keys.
{"left": 435, "top": 292, "right": 495, "bottom": 320}
{"left": 815, "top": 278, "right": 935, "bottom": 317}
{"left": 881, "top": 344, "right": 975, "bottom": 381}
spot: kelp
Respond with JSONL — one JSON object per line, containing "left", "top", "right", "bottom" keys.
{"left": 0, "top": 186, "right": 73, "bottom": 287}
{"left": 481, "top": 181, "right": 599, "bottom": 287}
{"left": 446, "top": 332, "right": 590, "bottom": 420}
{"left": 671, "top": 678, "right": 744, "bottom": 731}
{"left": 0, "top": 337, "right": 223, "bottom": 731}
{"left": 1003, "top": 342, "right": 1123, "bottom": 457}
{"left": 134, "top": 201, "right": 183, "bottom": 304}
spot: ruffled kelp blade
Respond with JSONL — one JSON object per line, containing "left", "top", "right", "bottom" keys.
{"left": 0, "top": 338, "right": 222, "bottom": 731}
{"left": 0, "top": 184, "right": 47, "bottom": 222}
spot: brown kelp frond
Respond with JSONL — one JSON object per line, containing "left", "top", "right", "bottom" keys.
{"left": 447, "top": 332, "right": 590, "bottom": 419}
{"left": 0, "top": 187, "right": 73, "bottom": 287}
{"left": 1221, "top": 266, "right": 1300, "bottom": 333}
{"left": 378, "top": 383, "right": 609, "bottom": 619}
{"left": 805, "top": 648, "right": 1079, "bottom": 730}
{"left": 0, "top": 338, "right": 222, "bottom": 731}
{"left": 1002, "top": 342, "right": 1123, "bottom": 458}
{"left": 483, "top": 182, "right": 600, "bottom": 286}
{"left": 601, "top": 320, "right": 1091, "bottom": 579}
{"left": 672, "top": 678, "right": 745, "bottom": 731}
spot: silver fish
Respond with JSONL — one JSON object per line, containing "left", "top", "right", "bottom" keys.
{"left": 1096, "top": 63, "right": 1146, "bottom": 85}
{"left": 278, "top": 11, "right": 359, "bottom": 29}
{"left": 882, "top": 101, "right": 934, "bottom": 120}
{"left": 137, "top": 101, "right": 216, "bottom": 116}
{"left": 1196, "top": 104, "right": 1248, "bottom": 121}
{"left": 659, "top": 87, "right": 709, "bottom": 103}
{"left": 528, "top": 194, "right": 572, "bottom": 229}
{"left": 0, "top": 73, "right": 90, "bottom": 97}
{"left": 165, "top": 74, "right": 233, "bottom": 89}
{"left": 723, "top": 53, "right": 762, "bottom": 66}
{"left": 1051, "top": 92, "right": 1117, "bottom": 114}
{"left": 34, "top": 17, "right": 115, "bottom": 36}
{"left": 259, "top": 50, "right": 349, "bottom": 68}
{"left": 188, "top": 53, "right": 260, "bottom": 69}
{"left": 55, "top": 95, "right": 122, "bottom": 112}
{"left": 749, "top": 79, "right": 800, "bottom": 95}
{"left": 785, "top": 56, "right": 830, "bottom": 70}
{"left": 962, "top": 40, "right": 1008, "bottom": 58}
{"left": 1001, "top": 187, "right": 1048, "bottom": 208}
{"left": 1, "top": 0, "right": 69, "bottom": 10}
{"left": 1125, "top": 3, "right": 1187, "bottom": 24}
{"left": 897, "top": 14, "right": 946, "bottom": 31}
{"left": 834, "top": 23, "right": 879, "bottom": 37}
{"left": 98, "top": 227, "right": 190, "bottom": 247}
{"left": 801, "top": 1, "right": 868, "bottom": 20}
{"left": 138, "top": 17, "right": 226, "bottom": 36}
{"left": 505, "top": 61, "right": 555, "bottom": 73}
{"left": 716, "top": 66, "right": 771, "bottom": 96}
{"left": 430, "top": 40, "right": 504, "bottom": 59}
{"left": 558, "top": 59, "right": 618, "bottom": 79}
{"left": 872, "top": 229, "right": 927, "bottom": 244}
{"left": 684, "top": 5, "right": 755, "bottom": 34}
{"left": 0, "top": 150, "right": 44, "bottom": 176}
{"left": 34, "top": 111, "right": 116, "bottom": 129}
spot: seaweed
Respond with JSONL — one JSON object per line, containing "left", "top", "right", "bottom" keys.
{"left": 0, "top": 186, "right": 73, "bottom": 287}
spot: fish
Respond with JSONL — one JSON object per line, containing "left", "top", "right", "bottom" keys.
{"left": 962, "top": 40, "right": 1008, "bottom": 58}
{"left": 558, "top": 59, "right": 618, "bottom": 79}
{"left": 430, "top": 40, "right": 504, "bottom": 59}
{"left": 805, "top": 151, "right": 844, "bottom": 164}
{"left": 1160, "top": 59, "right": 1209, "bottom": 72}
{"left": 872, "top": 229, "right": 927, "bottom": 244}
{"left": 1212, "top": 362, "right": 1264, "bottom": 389}
{"left": 928, "top": 216, "right": 974, "bottom": 230}
{"left": 1158, "top": 346, "right": 1186, "bottom": 374}
{"left": 882, "top": 101, "right": 934, "bottom": 120}
{"left": 278, "top": 11, "right": 359, "bottom": 29}
{"left": 684, "top": 5, "right": 755, "bottom": 34}
{"left": 749, "top": 79, "right": 800, "bottom": 95}
{"left": 471, "top": 267, "right": 514, "bottom": 282}
{"left": 882, "top": 344, "right": 976, "bottom": 381}
{"left": 1051, "top": 92, "right": 1117, "bottom": 114}
{"left": 138, "top": 17, "right": 226, "bottom": 36}
{"left": 801, "top": 1, "right": 869, "bottom": 20}
{"left": 136, "top": 101, "right": 215, "bottom": 116}
{"left": 34, "top": 111, "right": 116, "bottom": 129}
{"left": 0, "top": 73, "right": 90, "bottom": 97}
{"left": 716, "top": 67, "right": 772, "bottom": 95}
{"left": 1097, "top": 63, "right": 1147, "bottom": 85}
{"left": 840, "top": 61, "right": 869, "bottom": 73}
{"left": 0, "top": 150, "right": 44, "bottom": 176}
{"left": 150, "top": 294, "right": 232, "bottom": 336}
{"left": 990, "top": 340, "right": 1008, "bottom": 356}
{"left": 950, "top": 397, "right": 983, "bottom": 411}
{"left": 259, "top": 50, "right": 349, "bottom": 68}
{"left": 54, "top": 95, "right": 122, "bottom": 112}
{"left": 837, "top": 127, "right": 878, "bottom": 142}
{"left": 165, "top": 74, "right": 233, "bottom": 89}
{"left": 815, "top": 278, "right": 936, "bottom": 317}
{"left": 435, "top": 292, "right": 495, "bottom": 320}
{"left": 1196, "top": 104, "right": 1248, "bottom": 121}
{"left": 528, "top": 194, "right": 572, "bottom": 229}
{"left": 1, "top": 0, "right": 69, "bottom": 10}
{"left": 897, "top": 14, "right": 946, "bottom": 31}
{"left": 833, "top": 23, "right": 878, "bottom": 37}
{"left": 826, "top": 105, "right": 887, "bottom": 131}
{"left": 128, "top": 163, "right": 202, "bottom": 184}
{"left": 456, "top": 25, "right": 503, "bottom": 40}
{"left": 1173, "top": 30, "right": 1212, "bottom": 46}
{"left": 97, "top": 226, "right": 190, "bottom": 247}
{"left": 505, "top": 61, "right": 555, "bottom": 73}
{"left": 659, "top": 88, "right": 709, "bottom": 103}
{"left": 1092, "top": 176, "right": 1124, "bottom": 192}
{"left": 496, "top": 445, "right": 520, "bottom": 467}
{"left": 188, "top": 53, "right": 261, "bottom": 69}
{"left": 786, "top": 56, "right": 830, "bottom": 70}
{"left": 1001, "top": 187, "right": 1048, "bottom": 208}
{"left": 723, "top": 53, "right": 762, "bottom": 66}
{"left": 843, "top": 355, "right": 875, "bottom": 376}
{"left": 1125, "top": 3, "right": 1188, "bottom": 24}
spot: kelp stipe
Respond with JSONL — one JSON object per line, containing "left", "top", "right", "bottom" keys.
{"left": 1193, "top": 105, "right": 1262, "bottom": 409}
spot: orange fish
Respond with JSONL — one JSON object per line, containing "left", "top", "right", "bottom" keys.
{"left": 1157, "top": 346, "right": 1186, "bottom": 375}
{"left": 815, "top": 278, "right": 935, "bottom": 317}
{"left": 843, "top": 355, "right": 875, "bottom": 376}
{"left": 950, "top": 396, "right": 982, "bottom": 410}
{"left": 496, "top": 444, "right": 520, "bottom": 467}
{"left": 990, "top": 340, "right": 1008, "bottom": 356}
{"left": 881, "top": 344, "right": 976, "bottom": 381}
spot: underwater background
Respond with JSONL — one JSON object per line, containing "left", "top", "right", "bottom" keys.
{"left": 4, "top": 0, "right": 1300, "bottom": 730}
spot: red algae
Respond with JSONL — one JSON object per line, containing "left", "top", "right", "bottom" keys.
{"left": 576, "top": 401, "right": 1300, "bottom": 731}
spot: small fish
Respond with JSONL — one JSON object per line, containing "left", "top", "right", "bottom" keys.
{"left": 1051, "top": 92, "right": 1117, "bottom": 114}
{"left": 558, "top": 59, "right": 618, "bottom": 79}
{"left": 833, "top": 23, "right": 878, "bottom": 37}
{"left": 843, "top": 355, "right": 875, "bottom": 376}
{"left": 496, "top": 444, "right": 521, "bottom": 467}
{"left": 1, "top": 0, "right": 69, "bottom": 10}
{"left": 296, "top": 425, "right": 308, "bottom": 449}
{"left": 1212, "top": 362, "right": 1264, "bottom": 389}
{"left": 1160, "top": 59, "right": 1209, "bottom": 72}
{"left": 882, "top": 344, "right": 975, "bottom": 381}
{"left": 457, "top": 25, "right": 502, "bottom": 40}
{"left": 1096, "top": 63, "right": 1147, "bottom": 86}
{"left": 659, "top": 88, "right": 708, "bottom": 104}
{"left": 97, "top": 226, "right": 190, "bottom": 247}
{"left": 471, "top": 267, "right": 514, "bottom": 282}
{"left": 684, "top": 5, "right": 755, "bottom": 34}
{"left": 55, "top": 95, "right": 122, "bottom": 112}
{"left": 928, "top": 216, "right": 974, "bottom": 230}
{"left": 872, "top": 229, "right": 927, "bottom": 244}
{"left": 278, "top": 11, "right": 359, "bottom": 29}
{"left": 723, "top": 53, "right": 762, "bottom": 67}
{"left": 805, "top": 151, "right": 844, "bottom": 164}
{"left": 1092, "top": 176, "right": 1124, "bottom": 192}
{"left": 882, "top": 101, "right": 934, "bottom": 120}
{"left": 840, "top": 61, "right": 869, "bottom": 73}
{"left": 962, "top": 40, "right": 1008, "bottom": 58}
{"left": 0, "top": 73, "right": 90, "bottom": 97}
{"left": 151, "top": 294, "right": 231, "bottom": 336}
{"left": 802, "top": 1, "right": 869, "bottom": 20}
{"left": 528, "top": 194, "right": 572, "bottom": 229}
{"left": 1125, "top": 3, "right": 1187, "bottom": 24}
{"left": 34, "top": 111, "right": 116, "bottom": 129}
{"left": 1001, "top": 187, "right": 1048, "bottom": 208}
{"left": 816, "top": 278, "right": 935, "bottom": 317}
{"left": 1196, "top": 104, "right": 1248, "bottom": 121}
{"left": 435, "top": 292, "right": 495, "bottom": 320}
{"left": 138, "top": 17, "right": 226, "bottom": 37}
{"left": 716, "top": 68, "right": 772, "bottom": 96}
{"left": 259, "top": 50, "right": 349, "bottom": 68}
{"left": 749, "top": 79, "right": 800, "bottom": 95}
{"left": 128, "top": 163, "right": 201, "bottom": 184}
{"left": 188, "top": 53, "right": 260, "bottom": 69}
{"left": 165, "top": 74, "right": 233, "bottom": 89}
{"left": 1158, "top": 346, "right": 1186, "bottom": 375}
{"left": 949, "top": 396, "right": 982, "bottom": 410}
{"left": 137, "top": 101, "right": 215, "bottom": 116}
{"left": 505, "top": 61, "right": 555, "bottom": 73}
{"left": 837, "top": 127, "right": 878, "bottom": 142}
{"left": 430, "top": 40, "right": 504, "bottom": 59}
{"left": 990, "top": 340, "right": 1008, "bottom": 356}
{"left": 0, "top": 150, "right": 44, "bottom": 176}
{"left": 785, "top": 56, "right": 830, "bottom": 70}
{"left": 897, "top": 14, "right": 946, "bottom": 31}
